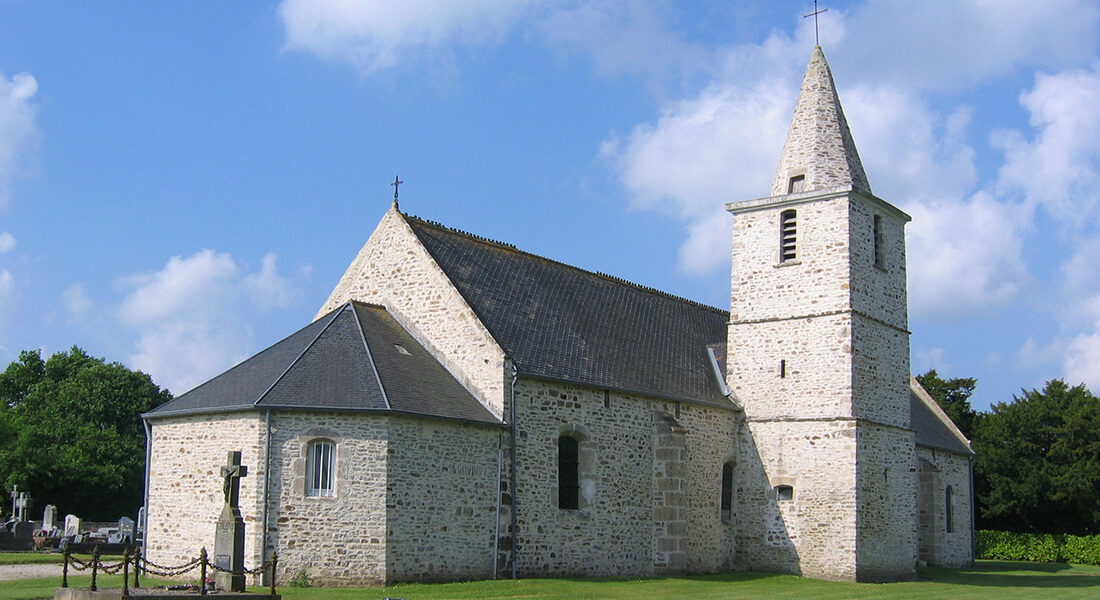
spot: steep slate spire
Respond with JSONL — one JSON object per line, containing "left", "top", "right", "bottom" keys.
{"left": 770, "top": 45, "right": 871, "bottom": 196}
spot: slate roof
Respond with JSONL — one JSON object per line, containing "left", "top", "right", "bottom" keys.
{"left": 145, "top": 302, "right": 500, "bottom": 425}
{"left": 911, "top": 389, "right": 973, "bottom": 455}
{"left": 404, "top": 215, "right": 733, "bottom": 408}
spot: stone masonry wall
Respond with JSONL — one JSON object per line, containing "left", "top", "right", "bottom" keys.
{"left": 317, "top": 208, "right": 507, "bottom": 419}
{"left": 916, "top": 447, "right": 973, "bottom": 568}
{"left": 265, "top": 412, "right": 389, "bottom": 586}
{"left": 736, "top": 419, "right": 858, "bottom": 580}
{"left": 855, "top": 423, "right": 917, "bottom": 581}
{"left": 511, "top": 378, "right": 737, "bottom": 578}
{"left": 385, "top": 416, "right": 502, "bottom": 583}
{"left": 729, "top": 196, "right": 852, "bottom": 323}
{"left": 146, "top": 414, "right": 265, "bottom": 574}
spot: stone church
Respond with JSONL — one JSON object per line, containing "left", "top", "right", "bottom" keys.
{"left": 143, "top": 47, "right": 974, "bottom": 585}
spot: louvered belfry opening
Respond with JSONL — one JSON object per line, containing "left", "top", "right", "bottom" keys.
{"left": 780, "top": 209, "right": 797, "bottom": 262}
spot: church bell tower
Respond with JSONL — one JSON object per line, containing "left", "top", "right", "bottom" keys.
{"left": 726, "top": 46, "right": 917, "bottom": 582}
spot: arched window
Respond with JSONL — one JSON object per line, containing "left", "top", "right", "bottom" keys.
{"left": 780, "top": 209, "right": 797, "bottom": 262}
{"left": 720, "top": 462, "right": 734, "bottom": 522}
{"left": 945, "top": 485, "right": 954, "bottom": 533}
{"left": 558, "top": 435, "right": 580, "bottom": 510}
{"left": 307, "top": 439, "right": 335, "bottom": 497}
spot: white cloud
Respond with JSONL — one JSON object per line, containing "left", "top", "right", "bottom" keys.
{"left": 838, "top": 0, "right": 1100, "bottom": 90}
{"left": 118, "top": 250, "right": 304, "bottom": 395}
{"left": 0, "top": 269, "right": 14, "bottom": 328}
{"left": 0, "top": 71, "right": 39, "bottom": 209}
{"left": 62, "top": 284, "right": 92, "bottom": 322}
{"left": 905, "top": 192, "right": 1030, "bottom": 319}
{"left": 0, "top": 231, "right": 14, "bottom": 253}
{"left": 994, "top": 62, "right": 1100, "bottom": 224}
{"left": 279, "top": 0, "right": 544, "bottom": 74}
{"left": 914, "top": 347, "right": 951, "bottom": 375}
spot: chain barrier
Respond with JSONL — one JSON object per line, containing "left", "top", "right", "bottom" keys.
{"left": 61, "top": 545, "right": 278, "bottom": 595}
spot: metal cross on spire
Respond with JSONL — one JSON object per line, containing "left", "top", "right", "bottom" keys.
{"left": 804, "top": 0, "right": 828, "bottom": 46}
{"left": 391, "top": 175, "right": 403, "bottom": 210}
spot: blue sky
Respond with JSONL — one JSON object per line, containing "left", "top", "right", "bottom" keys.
{"left": 1, "top": 1, "right": 1099, "bottom": 413}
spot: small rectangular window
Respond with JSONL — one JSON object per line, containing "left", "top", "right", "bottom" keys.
{"left": 780, "top": 210, "right": 797, "bottom": 263}
{"left": 774, "top": 485, "right": 794, "bottom": 502}
{"left": 788, "top": 175, "right": 805, "bottom": 194}
{"left": 873, "top": 214, "right": 886, "bottom": 268}
{"left": 307, "top": 440, "right": 335, "bottom": 497}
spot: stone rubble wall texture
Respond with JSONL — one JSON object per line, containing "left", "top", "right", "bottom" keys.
{"left": 916, "top": 447, "right": 974, "bottom": 568}
{"left": 735, "top": 419, "right": 858, "bottom": 580}
{"left": 384, "top": 416, "right": 502, "bottom": 583}
{"left": 511, "top": 379, "right": 738, "bottom": 578}
{"left": 145, "top": 414, "right": 265, "bottom": 573}
{"left": 265, "top": 412, "right": 389, "bottom": 586}
{"left": 317, "top": 208, "right": 508, "bottom": 419}
{"left": 855, "top": 424, "right": 918, "bottom": 580}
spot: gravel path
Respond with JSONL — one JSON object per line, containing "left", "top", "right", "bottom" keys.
{"left": 0, "top": 562, "right": 63, "bottom": 581}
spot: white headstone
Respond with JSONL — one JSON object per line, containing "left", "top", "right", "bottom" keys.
{"left": 42, "top": 505, "right": 57, "bottom": 531}
{"left": 63, "top": 514, "right": 81, "bottom": 537}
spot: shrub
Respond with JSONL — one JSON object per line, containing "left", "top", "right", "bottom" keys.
{"left": 977, "top": 530, "right": 1100, "bottom": 565}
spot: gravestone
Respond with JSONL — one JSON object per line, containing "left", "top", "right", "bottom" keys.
{"left": 42, "top": 505, "right": 57, "bottom": 532}
{"left": 13, "top": 520, "right": 33, "bottom": 541}
{"left": 118, "top": 516, "right": 135, "bottom": 542}
{"left": 64, "top": 514, "right": 81, "bottom": 538}
{"left": 14, "top": 492, "right": 32, "bottom": 522}
{"left": 214, "top": 450, "right": 248, "bottom": 592}
{"left": 8, "top": 486, "right": 17, "bottom": 520}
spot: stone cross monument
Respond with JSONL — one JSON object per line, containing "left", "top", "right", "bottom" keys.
{"left": 214, "top": 451, "right": 248, "bottom": 592}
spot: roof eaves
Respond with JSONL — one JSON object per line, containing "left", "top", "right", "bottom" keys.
{"left": 143, "top": 404, "right": 504, "bottom": 427}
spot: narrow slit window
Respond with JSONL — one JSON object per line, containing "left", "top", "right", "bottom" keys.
{"left": 945, "top": 485, "right": 955, "bottom": 533}
{"left": 307, "top": 439, "right": 335, "bottom": 497}
{"left": 558, "top": 436, "right": 580, "bottom": 510}
{"left": 873, "top": 214, "right": 885, "bottom": 268}
{"left": 780, "top": 210, "right": 797, "bottom": 263}
{"left": 720, "top": 462, "right": 734, "bottom": 521}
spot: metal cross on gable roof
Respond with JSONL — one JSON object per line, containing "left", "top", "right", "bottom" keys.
{"left": 391, "top": 175, "right": 403, "bottom": 209}
{"left": 804, "top": 0, "right": 829, "bottom": 46}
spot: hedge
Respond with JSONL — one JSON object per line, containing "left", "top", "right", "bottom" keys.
{"left": 977, "top": 530, "right": 1100, "bottom": 565}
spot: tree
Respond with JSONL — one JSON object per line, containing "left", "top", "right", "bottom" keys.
{"left": 973, "top": 379, "right": 1100, "bottom": 535}
{"left": 0, "top": 347, "right": 171, "bottom": 521}
{"left": 915, "top": 369, "right": 979, "bottom": 439}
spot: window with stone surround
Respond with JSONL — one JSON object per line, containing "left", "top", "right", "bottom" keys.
{"left": 780, "top": 210, "right": 797, "bottom": 263}
{"left": 720, "top": 462, "right": 734, "bottom": 522}
{"left": 558, "top": 435, "right": 580, "bottom": 509}
{"left": 945, "top": 485, "right": 955, "bottom": 533}
{"left": 774, "top": 485, "right": 794, "bottom": 502}
{"left": 307, "top": 439, "right": 335, "bottom": 497}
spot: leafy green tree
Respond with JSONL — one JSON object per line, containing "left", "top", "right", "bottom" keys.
{"left": 0, "top": 347, "right": 171, "bottom": 521}
{"left": 915, "top": 369, "right": 979, "bottom": 439}
{"left": 974, "top": 379, "right": 1100, "bottom": 535}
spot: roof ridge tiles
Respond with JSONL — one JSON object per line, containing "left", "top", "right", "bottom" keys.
{"left": 405, "top": 213, "right": 728, "bottom": 316}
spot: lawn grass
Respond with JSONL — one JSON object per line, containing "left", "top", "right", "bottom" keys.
{"left": 1, "top": 560, "right": 1097, "bottom": 600}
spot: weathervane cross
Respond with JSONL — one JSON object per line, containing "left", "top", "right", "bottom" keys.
{"left": 804, "top": 0, "right": 828, "bottom": 46}
{"left": 391, "top": 175, "right": 403, "bottom": 209}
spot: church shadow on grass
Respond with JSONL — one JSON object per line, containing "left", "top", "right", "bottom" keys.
{"left": 920, "top": 561, "right": 1100, "bottom": 589}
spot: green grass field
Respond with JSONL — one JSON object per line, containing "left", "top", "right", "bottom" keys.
{"left": 1, "top": 560, "right": 1097, "bottom": 600}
